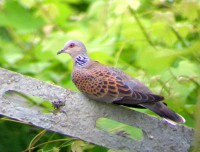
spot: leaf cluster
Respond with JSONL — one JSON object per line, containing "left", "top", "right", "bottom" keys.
{"left": 0, "top": 0, "right": 200, "bottom": 151}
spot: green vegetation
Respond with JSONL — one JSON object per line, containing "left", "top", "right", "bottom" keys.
{"left": 0, "top": 0, "right": 199, "bottom": 151}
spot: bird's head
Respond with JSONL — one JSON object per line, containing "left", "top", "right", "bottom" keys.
{"left": 57, "top": 40, "right": 87, "bottom": 58}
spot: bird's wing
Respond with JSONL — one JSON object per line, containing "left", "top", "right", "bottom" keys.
{"left": 107, "top": 67, "right": 151, "bottom": 93}
{"left": 106, "top": 66, "right": 164, "bottom": 105}
{"left": 73, "top": 62, "right": 163, "bottom": 105}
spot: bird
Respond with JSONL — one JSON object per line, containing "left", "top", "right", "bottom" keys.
{"left": 57, "top": 40, "right": 185, "bottom": 124}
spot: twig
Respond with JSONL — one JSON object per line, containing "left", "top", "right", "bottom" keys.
{"left": 128, "top": 7, "right": 157, "bottom": 50}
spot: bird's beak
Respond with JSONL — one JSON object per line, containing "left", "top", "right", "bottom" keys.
{"left": 57, "top": 49, "right": 65, "bottom": 55}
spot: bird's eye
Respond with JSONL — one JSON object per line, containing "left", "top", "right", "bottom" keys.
{"left": 69, "top": 43, "right": 75, "bottom": 48}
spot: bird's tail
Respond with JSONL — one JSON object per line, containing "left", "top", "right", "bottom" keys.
{"left": 142, "top": 102, "right": 185, "bottom": 124}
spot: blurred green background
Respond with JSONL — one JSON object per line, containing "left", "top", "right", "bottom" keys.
{"left": 0, "top": 0, "right": 200, "bottom": 151}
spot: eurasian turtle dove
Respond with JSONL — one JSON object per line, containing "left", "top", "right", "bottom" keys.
{"left": 57, "top": 40, "right": 185, "bottom": 124}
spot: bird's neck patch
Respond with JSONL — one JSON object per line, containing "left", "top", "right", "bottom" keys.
{"left": 75, "top": 55, "right": 90, "bottom": 67}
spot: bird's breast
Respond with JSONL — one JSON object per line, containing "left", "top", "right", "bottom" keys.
{"left": 71, "top": 69, "right": 121, "bottom": 102}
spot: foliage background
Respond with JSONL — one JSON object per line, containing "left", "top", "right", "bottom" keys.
{"left": 0, "top": 0, "right": 199, "bottom": 151}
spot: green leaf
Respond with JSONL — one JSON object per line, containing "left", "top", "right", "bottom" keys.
{"left": 136, "top": 47, "right": 178, "bottom": 73}
{"left": 175, "top": 24, "right": 191, "bottom": 39}
{"left": 0, "top": 0, "right": 45, "bottom": 33}
{"left": 176, "top": 0, "right": 199, "bottom": 21}
{"left": 171, "top": 60, "right": 200, "bottom": 78}
{"left": 18, "top": 0, "right": 36, "bottom": 8}
{"left": 0, "top": 40, "right": 23, "bottom": 65}
{"left": 150, "top": 21, "right": 177, "bottom": 46}
{"left": 71, "top": 140, "right": 85, "bottom": 152}
{"left": 18, "top": 62, "right": 51, "bottom": 74}
{"left": 96, "top": 118, "right": 143, "bottom": 141}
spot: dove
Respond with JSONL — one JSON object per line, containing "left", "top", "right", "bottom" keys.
{"left": 57, "top": 40, "right": 185, "bottom": 124}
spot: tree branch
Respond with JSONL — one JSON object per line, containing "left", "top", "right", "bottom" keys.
{"left": 128, "top": 7, "right": 157, "bottom": 50}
